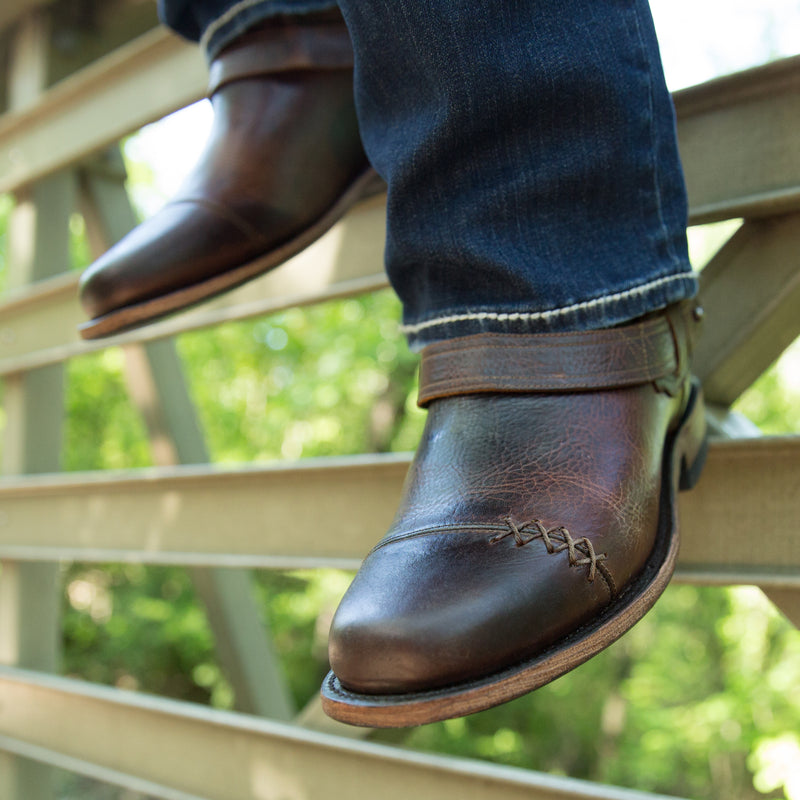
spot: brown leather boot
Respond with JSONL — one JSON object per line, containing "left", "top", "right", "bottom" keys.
{"left": 78, "top": 12, "right": 381, "bottom": 339}
{"left": 321, "top": 300, "right": 707, "bottom": 727}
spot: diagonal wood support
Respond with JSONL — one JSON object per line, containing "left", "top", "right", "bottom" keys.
{"left": 79, "top": 153, "right": 296, "bottom": 722}
{"left": 120, "top": 341, "right": 297, "bottom": 722}
{"left": 694, "top": 213, "right": 800, "bottom": 405}
{"left": 762, "top": 589, "right": 800, "bottom": 628}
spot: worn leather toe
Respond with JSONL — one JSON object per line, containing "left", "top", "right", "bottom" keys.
{"left": 329, "top": 389, "right": 661, "bottom": 695}
{"left": 79, "top": 201, "right": 278, "bottom": 319}
{"left": 330, "top": 503, "right": 615, "bottom": 694}
{"left": 78, "top": 13, "right": 377, "bottom": 337}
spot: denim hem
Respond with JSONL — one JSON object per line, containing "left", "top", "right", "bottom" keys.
{"left": 200, "top": 0, "right": 338, "bottom": 60}
{"left": 401, "top": 270, "right": 699, "bottom": 350}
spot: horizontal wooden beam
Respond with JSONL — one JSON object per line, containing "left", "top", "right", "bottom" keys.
{"left": 0, "top": 438, "right": 797, "bottom": 587}
{"left": 0, "top": 734, "right": 199, "bottom": 800}
{"left": 0, "top": 25, "right": 797, "bottom": 212}
{"left": 0, "top": 666, "right": 683, "bottom": 800}
{"left": 677, "top": 437, "right": 800, "bottom": 586}
{"left": 0, "top": 454, "right": 408, "bottom": 568}
{"left": 0, "top": 26, "right": 206, "bottom": 194}
{"left": 676, "top": 55, "right": 800, "bottom": 223}
{"left": 0, "top": 196, "right": 388, "bottom": 376}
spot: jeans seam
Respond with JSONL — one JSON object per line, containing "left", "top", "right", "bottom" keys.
{"left": 629, "top": 2, "right": 680, "bottom": 270}
{"left": 398, "top": 272, "right": 693, "bottom": 335}
{"left": 199, "top": 0, "right": 269, "bottom": 54}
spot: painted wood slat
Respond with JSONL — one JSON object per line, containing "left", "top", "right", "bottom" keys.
{"left": 0, "top": 666, "right": 687, "bottom": 800}
{"left": 0, "top": 439, "right": 797, "bottom": 587}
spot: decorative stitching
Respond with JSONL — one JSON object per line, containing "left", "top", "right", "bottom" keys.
{"left": 399, "top": 272, "right": 695, "bottom": 335}
{"left": 489, "top": 517, "right": 607, "bottom": 583}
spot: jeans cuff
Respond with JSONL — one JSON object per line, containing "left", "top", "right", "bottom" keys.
{"left": 400, "top": 270, "right": 699, "bottom": 350}
{"left": 201, "top": 0, "right": 339, "bottom": 60}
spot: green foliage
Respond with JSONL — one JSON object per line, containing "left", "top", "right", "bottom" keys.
{"left": 252, "top": 568, "right": 354, "bottom": 707}
{"left": 63, "top": 348, "right": 152, "bottom": 471}
{"left": 60, "top": 561, "right": 355, "bottom": 713}
{"left": 175, "top": 290, "right": 424, "bottom": 463}
{"left": 62, "top": 563, "right": 220, "bottom": 705}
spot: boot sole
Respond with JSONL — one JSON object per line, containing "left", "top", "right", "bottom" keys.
{"left": 78, "top": 167, "right": 385, "bottom": 340}
{"left": 320, "top": 379, "right": 707, "bottom": 727}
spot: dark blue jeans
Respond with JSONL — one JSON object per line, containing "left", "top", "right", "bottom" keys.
{"left": 159, "top": 0, "right": 697, "bottom": 349}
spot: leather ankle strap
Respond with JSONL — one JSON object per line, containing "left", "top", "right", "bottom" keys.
{"left": 417, "top": 301, "right": 703, "bottom": 407}
{"left": 208, "top": 16, "right": 354, "bottom": 95}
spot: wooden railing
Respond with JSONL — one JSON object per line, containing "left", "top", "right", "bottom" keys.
{"left": 0, "top": 2, "right": 798, "bottom": 798}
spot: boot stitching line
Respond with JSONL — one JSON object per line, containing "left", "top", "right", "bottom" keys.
{"left": 490, "top": 516, "right": 611, "bottom": 589}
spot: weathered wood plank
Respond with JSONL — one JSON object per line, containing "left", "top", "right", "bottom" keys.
{"left": 0, "top": 734, "right": 198, "bottom": 800}
{"left": 676, "top": 437, "right": 800, "bottom": 586}
{"left": 675, "top": 55, "right": 800, "bottom": 223}
{"left": 0, "top": 439, "right": 797, "bottom": 586}
{"left": 0, "top": 666, "right": 685, "bottom": 800}
{"left": 0, "top": 454, "right": 409, "bottom": 568}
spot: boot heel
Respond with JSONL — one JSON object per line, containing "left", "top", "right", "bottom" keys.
{"left": 678, "top": 379, "right": 708, "bottom": 491}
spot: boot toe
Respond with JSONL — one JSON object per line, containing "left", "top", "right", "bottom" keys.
{"left": 328, "top": 528, "right": 613, "bottom": 695}
{"left": 78, "top": 202, "right": 268, "bottom": 320}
